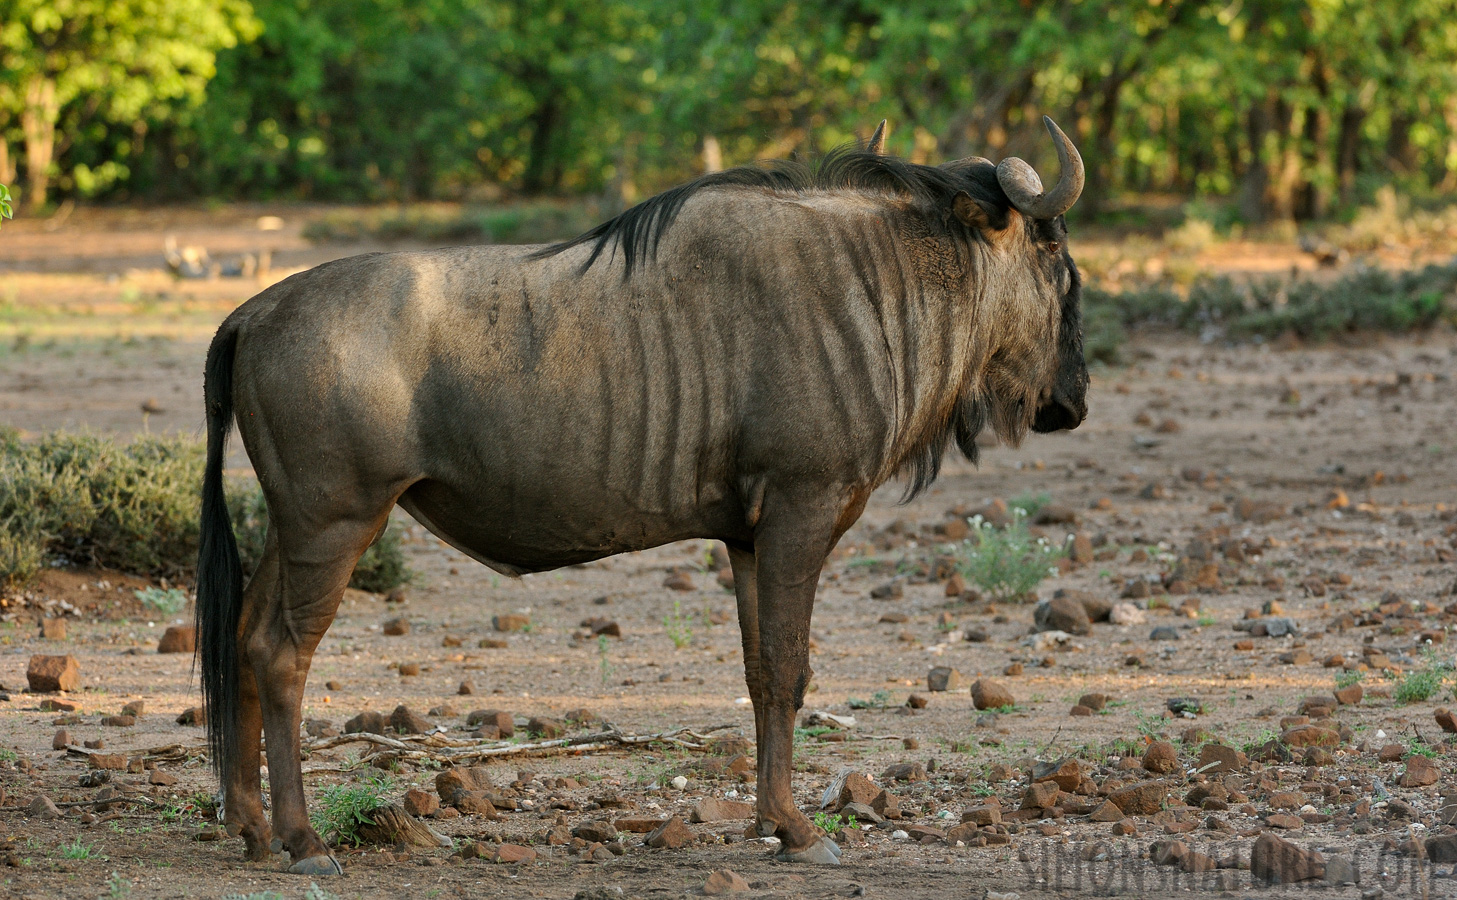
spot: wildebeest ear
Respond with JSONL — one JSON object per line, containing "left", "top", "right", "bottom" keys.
{"left": 952, "top": 191, "right": 998, "bottom": 230}
{"left": 867, "top": 119, "right": 889, "bottom": 155}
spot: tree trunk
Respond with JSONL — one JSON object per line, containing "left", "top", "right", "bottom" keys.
{"left": 1238, "top": 100, "right": 1272, "bottom": 223}
{"left": 21, "top": 75, "right": 59, "bottom": 211}
{"left": 521, "top": 91, "right": 560, "bottom": 194}
{"left": 1336, "top": 102, "right": 1365, "bottom": 206}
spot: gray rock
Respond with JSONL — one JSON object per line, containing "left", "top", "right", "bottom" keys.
{"left": 1150, "top": 625, "right": 1181, "bottom": 641}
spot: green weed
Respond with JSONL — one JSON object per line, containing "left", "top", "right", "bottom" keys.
{"left": 309, "top": 775, "right": 394, "bottom": 848}
{"left": 135, "top": 586, "right": 188, "bottom": 615}
{"left": 952, "top": 509, "right": 1065, "bottom": 600}
{"left": 1393, "top": 651, "right": 1453, "bottom": 705}
{"left": 59, "top": 838, "right": 98, "bottom": 859}
{"left": 663, "top": 599, "right": 693, "bottom": 649}
{"left": 812, "top": 811, "right": 857, "bottom": 834}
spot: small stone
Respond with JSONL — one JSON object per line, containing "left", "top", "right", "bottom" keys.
{"left": 572, "top": 820, "right": 617, "bottom": 843}
{"left": 1334, "top": 684, "right": 1364, "bottom": 705}
{"left": 961, "top": 804, "right": 1001, "bottom": 826}
{"left": 100, "top": 715, "right": 136, "bottom": 727}
{"left": 1149, "top": 625, "right": 1180, "bottom": 641}
{"left": 1196, "top": 743, "right": 1246, "bottom": 774}
{"left": 39, "top": 618, "right": 66, "bottom": 641}
{"left": 1434, "top": 707, "right": 1457, "bottom": 734}
{"left": 664, "top": 571, "right": 696, "bottom": 591}
{"left": 703, "top": 869, "right": 750, "bottom": 895}
{"left": 1325, "top": 855, "right": 1357, "bottom": 885}
{"left": 84, "top": 739, "right": 104, "bottom": 750}
{"left": 1107, "top": 782, "right": 1167, "bottom": 816}
{"left": 52, "top": 726, "right": 72, "bottom": 749}
{"left": 1280, "top": 726, "right": 1338, "bottom": 748}
{"left": 466, "top": 710, "right": 514, "bottom": 737}
{"left": 491, "top": 843, "right": 536, "bottom": 864}
{"left": 1022, "top": 781, "right": 1060, "bottom": 810}
{"left": 527, "top": 716, "right": 565, "bottom": 739}
{"left": 458, "top": 680, "right": 474, "bottom": 696}
{"left": 403, "top": 789, "right": 439, "bottom": 817}
{"left": 1031, "top": 757, "right": 1082, "bottom": 792}
{"left": 1109, "top": 603, "right": 1146, "bottom": 626}
{"left": 27, "top": 795, "right": 61, "bottom": 819}
{"left": 1266, "top": 813, "right": 1303, "bottom": 829}
{"left": 1399, "top": 755, "right": 1439, "bottom": 788}
{"left": 1112, "top": 818, "right": 1136, "bottom": 836}
{"left": 1377, "top": 743, "right": 1406, "bottom": 762}
{"left": 926, "top": 667, "right": 965, "bottom": 692}
{"left": 345, "top": 710, "right": 388, "bottom": 735}
{"left": 390, "top": 705, "right": 432, "bottom": 734}
{"left": 836, "top": 772, "right": 880, "bottom": 810}
{"left": 1251, "top": 831, "right": 1324, "bottom": 883}
{"left": 1142, "top": 742, "right": 1179, "bottom": 774}
{"left": 691, "top": 799, "right": 752, "bottom": 823}
{"left": 614, "top": 817, "right": 665, "bottom": 833}
{"left": 645, "top": 816, "right": 693, "bottom": 849}
{"left": 1426, "top": 835, "right": 1457, "bottom": 863}
{"left": 1077, "top": 692, "right": 1109, "bottom": 712}
{"left": 970, "top": 679, "right": 1014, "bottom": 710}
{"left": 493, "top": 614, "right": 530, "bottom": 633}
{"left": 881, "top": 762, "right": 927, "bottom": 783}
{"left": 148, "top": 769, "right": 177, "bottom": 786}
{"left": 26, "top": 655, "right": 80, "bottom": 692}
{"left": 454, "top": 791, "right": 500, "bottom": 818}
{"left": 382, "top": 617, "right": 410, "bottom": 636}
{"left": 1034, "top": 596, "right": 1091, "bottom": 635}
{"left": 90, "top": 753, "right": 127, "bottom": 770}
{"left": 157, "top": 625, "right": 195, "bottom": 654}
{"left": 1089, "top": 800, "right": 1123, "bottom": 822}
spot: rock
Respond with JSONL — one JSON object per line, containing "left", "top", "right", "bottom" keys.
{"left": 382, "top": 617, "right": 410, "bottom": 636}
{"left": 39, "top": 618, "right": 66, "bottom": 641}
{"left": 836, "top": 772, "right": 880, "bottom": 810}
{"left": 156, "top": 625, "right": 195, "bottom": 654}
{"left": 1149, "top": 625, "right": 1180, "bottom": 641}
{"left": 1107, "top": 782, "right": 1167, "bottom": 816}
{"left": 1251, "top": 831, "right": 1324, "bottom": 883}
{"left": 148, "top": 769, "right": 177, "bottom": 786}
{"left": 1266, "top": 813, "right": 1303, "bottom": 829}
{"left": 1109, "top": 603, "right": 1146, "bottom": 626}
{"left": 645, "top": 816, "right": 693, "bottom": 849}
{"left": 585, "top": 618, "right": 621, "bottom": 637}
{"left": 454, "top": 791, "right": 499, "bottom": 818}
{"left": 703, "top": 869, "right": 750, "bottom": 895}
{"left": 1325, "top": 855, "right": 1357, "bottom": 885}
{"left": 1435, "top": 708, "right": 1457, "bottom": 734}
{"left": 1334, "top": 684, "right": 1364, "bottom": 706}
{"left": 1021, "top": 781, "right": 1060, "bottom": 810}
{"left": 1034, "top": 596, "right": 1091, "bottom": 635}
{"left": 946, "top": 822, "right": 979, "bottom": 844}
{"left": 428, "top": 702, "right": 458, "bottom": 718}
{"left": 961, "top": 804, "right": 1001, "bottom": 826}
{"left": 1426, "top": 835, "right": 1457, "bottom": 863}
{"left": 840, "top": 801, "right": 882, "bottom": 825}
{"left": 403, "top": 789, "right": 439, "bottom": 817}
{"left": 390, "top": 705, "right": 433, "bottom": 734}
{"left": 691, "top": 798, "right": 753, "bottom": 823}
{"left": 492, "top": 843, "right": 536, "bottom": 863}
{"left": 926, "top": 667, "right": 965, "bottom": 692}
{"left": 26, "top": 655, "right": 80, "bottom": 692}
{"left": 435, "top": 767, "right": 491, "bottom": 802}
{"left": 971, "top": 679, "right": 1014, "bottom": 710}
{"left": 1399, "top": 755, "right": 1439, "bottom": 788}
{"left": 1112, "top": 818, "right": 1137, "bottom": 836}
{"left": 493, "top": 614, "right": 530, "bottom": 632}
{"left": 100, "top": 715, "right": 136, "bottom": 727}
{"left": 1089, "top": 800, "right": 1123, "bottom": 822}
{"left": 27, "top": 795, "right": 60, "bottom": 819}
{"left": 1032, "top": 758, "right": 1082, "bottom": 792}
{"left": 1142, "top": 742, "right": 1179, "bottom": 774}
{"left": 466, "top": 710, "right": 514, "bottom": 737}
{"left": 458, "top": 680, "right": 474, "bottom": 695}
{"left": 1196, "top": 743, "right": 1246, "bottom": 774}
{"left": 89, "top": 754, "right": 127, "bottom": 770}
{"left": 1377, "top": 743, "right": 1406, "bottom": 762}
{"left": 572, "top": 820, "right": 618, "bottom": 843}
{"left": 51, "top": 727, "right": 71, "bottom": 750}
{"left": 1262, "top": 617, "right": 1299, "bottom": 638}
{"left": 663, "top": 571, "right": 696, "bottom": 591}
{"left": 1077, "top": 692, "right": 1109, "bottom": 712}
{"left": 345, "top": 710, "right": 388, "bottom": 735}
{"left": 397, "top": 662, "right": 421, "bottom": 677}
{"left": 614, "top": 817, "right": 665, "bottom": 833}
{"left": 1280, "top": 726, "right": 1338, "bottom": 748}
{"left": 177, "top": 706, "right": 205, "bottom": 726}
{"left": 527, "top": 716, "right": 565, "bottom": 738}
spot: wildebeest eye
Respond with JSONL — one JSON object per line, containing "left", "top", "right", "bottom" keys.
{"left": 1047, "top": 241, "right": 1061, "bottom": 254}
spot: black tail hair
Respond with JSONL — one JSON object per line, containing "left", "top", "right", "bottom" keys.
{"left": 196, "top": 320, "right": 243, "bottom": 780}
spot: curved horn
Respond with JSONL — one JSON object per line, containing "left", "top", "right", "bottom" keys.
{"left": 867, "top": 119, "right": 889, "bottom": 155}
{"left": 995, "top": 115, "right": 1084, "bottom": 219}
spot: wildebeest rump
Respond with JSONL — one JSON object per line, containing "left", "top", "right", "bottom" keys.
{"left": 195, "top": 116, "right": 1089, "bottom": 873}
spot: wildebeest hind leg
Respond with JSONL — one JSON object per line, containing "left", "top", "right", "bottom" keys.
{"left": 750, "top": 507, "right": 842, "bottom": 864}
{"left": 224, "top": 534, "right": 277, "bottom": 860}
{"left": 727, "top": 547, "right": 766, "bottom": 754}
{"left": 244, "top": 508, "right": 393, "bottom": 875}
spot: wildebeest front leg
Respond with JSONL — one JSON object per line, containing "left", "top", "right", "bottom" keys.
{"left": 727, "top": 546, "right": 766, "bottom": 752}
{"left": 750, "top": 508, "right": 842, "bottom": 864}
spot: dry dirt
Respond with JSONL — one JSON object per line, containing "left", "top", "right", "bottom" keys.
{"left": 0, "top": 209, "right": 1454, "bottom": 899}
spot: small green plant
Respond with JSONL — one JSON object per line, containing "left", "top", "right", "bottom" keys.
{"left": 1196, "top": 613, "right": 1216, "bottom": 627}
{"left": 1334, "top": 670, "right": 1365, "bottom": 689}
{"left": 793, "top": 726, "right": 834, "bottom": 746}
{"left": 309, "top": 774, "right": 393, "bottom": 848}
{"left": 663, "top": 599, "right": 693, "bottom": 649}
{"left": 847, "top": 690, "right": 893, "bottom": 710}
{"left": 1393, "top": 650, "right": 1453, "bottom": 705}
{"left": 952, "top": 510, "right": 1066, "bottom": 600}
{"left": 1406, "top": 735, "right": 1439, "bottom": 759}
{"left": 106, "top": 872, "right": 132, "bottom": 899}
{"left": 60, "top": 838, "right": 97, "bottom": 859}
{"left": 222, "top": 892, "right": 287, "bottom": 900}
{"left": 304, "top": 884, "right": 341, "bottom": 900}
{"left": 134, "top": 586, "right": 188, "bottom": 615}
{"left": 0, "top": 184, "right": 12, "bottom": 226}
{"left": 1133, "top": 710, "right": 1165, "bottom": 739}
{"left": 812, "top": 811, "right": 857, "bottom": 834}
{"left": 1008, "top": 492, "right": 1051, "bottom": 518}
{"left": 597, "top": 633, "right": 614, "bottom": 685}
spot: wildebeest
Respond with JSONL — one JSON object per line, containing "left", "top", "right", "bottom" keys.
{"left": 196, "top": 116, "right": 1088, "bottom": 874}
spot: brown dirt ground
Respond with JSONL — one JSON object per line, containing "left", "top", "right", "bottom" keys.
{"left": 0, "top": 210, "right": 1454, "bottom": 899}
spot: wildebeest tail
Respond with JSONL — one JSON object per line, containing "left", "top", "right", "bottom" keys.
{"left": 196, "top": 320, "right": 243, "bottom": 779}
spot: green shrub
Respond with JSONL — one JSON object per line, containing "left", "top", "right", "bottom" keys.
{"left": 0, "top": 430, "right": 412, "bottom": 593}
{"left": 1393, "top": 651, "right": 1453, "bottom": 705}
{"left": 310, "top": 775, "right": 394, "bottom": 847}
{"left": 953, "top": 509, "right": 1066, "bottom": 600}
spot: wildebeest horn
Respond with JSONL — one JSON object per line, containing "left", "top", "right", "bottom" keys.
{"left": 996, "top": 116, "right": 1084, "bottom": 219}
{"left": 867, "top": 120, "right": 888, "bottom": 155}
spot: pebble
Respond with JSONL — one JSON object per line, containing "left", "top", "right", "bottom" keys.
{"left": 702, "top": 869, "right": 750, "bottom": 895}
{"left": 1149, "top": 625, "right": 1180, "bottom": 641}
{"left": 926, "top": 667, "right": 965, "bottom": 692}
{"left": 970, "top": 679, "right": 1014, "bottom": 710}
{"left": 26, "top": 654, "right": 80, "bottom": 692}
{"left": 156, "top": 625, "right": 195, "bottom": 654}
{"left": 381, "top": 617, "right": 410, "bottom": 636}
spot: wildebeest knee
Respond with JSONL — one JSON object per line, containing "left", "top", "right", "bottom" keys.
{"left": 761, "top": 665, "right": 813, "bottom": 709}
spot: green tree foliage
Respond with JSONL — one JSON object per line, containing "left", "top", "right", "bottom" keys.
{"left": 6, "top": 0, "right": 1457, "bottom": 221}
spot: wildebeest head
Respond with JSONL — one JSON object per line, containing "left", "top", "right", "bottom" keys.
{"left": 942, "top": 116, "right": 1089, "bottom": 449}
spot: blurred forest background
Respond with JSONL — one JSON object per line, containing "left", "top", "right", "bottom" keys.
{"left": 2, "top": 0, "right": 1456, "bottom": 227}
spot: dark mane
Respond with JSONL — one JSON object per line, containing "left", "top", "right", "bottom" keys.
{"left": 531, "top": 145, "right": 1008, "bottom": 278}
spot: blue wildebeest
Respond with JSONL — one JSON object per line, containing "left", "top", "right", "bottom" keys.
{"left": 196, "top": 116, "right": 1088, "bottom": 873}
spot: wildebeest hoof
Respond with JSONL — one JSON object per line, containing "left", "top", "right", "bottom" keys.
{"left": 775, "top": 836, "right": 842, "bottom": 864}
{"left": 269, "top": 837, "right": 284, "bottom": 854}
{"left": 288, "top": 854, "right": 344, "bottom": 876}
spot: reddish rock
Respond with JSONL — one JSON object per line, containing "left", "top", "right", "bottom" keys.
{"left": 1435, "top": 708, "right": 1457, "bottom": 734}
{"left": 381, "top": 617, "right": 410, "bottom": 636}
{"left": 435, "top": 767, "right": 492, "bottom": 802}
{"left": 836, "top": 772, "right": 880, "bottom": 810}
{"left": 1333, "top": 684, "right": 1363, "bottom": 706}
{"left": 572, "top": 820, "right": 618, "bottom": 843}
{"left": 1032, "top": 757, "right": 1082, "bottom": 792}
{"left": 970, "top": 679, "right": 1014, "bottom": 710}
{"left": 52, "top": 727, "right": 71, "bottom": 749}
{"left": 1089, "top": 800, "right": 1123, "bottom": 822}
{"left": 466, "top": 710, "right": 514, "bottom": 737}
{"left": 961, "top": 804, "right": 1001, "bottom": 826}
{"left": 403, "top": 789, "right": 439, "bottom": 817}
{"left": 1281, "top": 726, "right": 1338, "bottom": 748}
{"left": 454, "top": 791, "right": 499, "bottom": 818}
{"left": 390, "top": 705, "right": 433, "bottom": 734}
{"left": 691, "top": 798, "right": 753, "bottom": 823}
{"left": 703, "top": 869, "right": 750, "bottom": 895}
{"left": 345, "top": 710, "right": 387, "bottom": 734}
{"left": 492, "top": 614, "right": 530, "bottom": 632}
{"left": 89, "top": 754, "right": 127, "bottom": 770}
{"left": 101, "top": 715, "right": 136, "bottom": 727}
{"left": 613, "top": 817, "right": 665, "bottom": 833}
{"left": 39, "top": 618, "right": 66, "bottom": 641}
{"left": 27, "top": 655, "right": 80, "bottom": 692}
{"left": 1196, "top": 743, "right": 1246, "bottom": 774}
{"left": 148, "top": 769, "right": 178, "bottom": 786}
{"left": 1400, "top": 755, "right": 1440, "bottom": 788}
{"left": 156, "top": 625, "right": 195, "bottom": 654}
{"left": 1108, "top": 782, "right": 1167, "bottom": 816}
{"left": 1112, "top": 818, "right": 1137, "bottom": 836}
{"left": 491, "top": 843, "right": 536, "bottom": 864}
{"left": 1142, "top": 741, "right": 1179, "bottom": 774}
{"left": 527, "top": 716, "right": 565, "bottom": 739}
{"left": 926, "top": 667, "right": 965, "bottom": 692}
{"left": 1251, "top": 831, "right": 1324, "bottom": 883}
{"left": 1022, "top": 781, "right": 1060, "bottom": 810}
{"left": 645, "top": 816, "right": 694, "bottom": 849}
{"left": 1034, "top": 595, "right": 1092, "bottom": 635}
